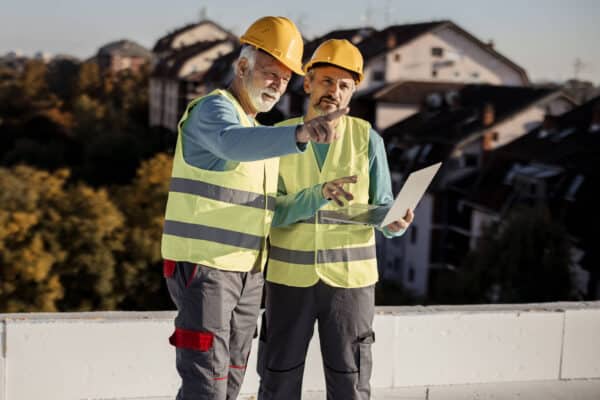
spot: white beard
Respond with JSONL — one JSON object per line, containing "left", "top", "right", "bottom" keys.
{"left": 245, "top": 76, "right": 280, "bottom": 113}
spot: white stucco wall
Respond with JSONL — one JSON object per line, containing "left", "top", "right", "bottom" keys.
{"left": 2, "top": 302, "right": 599, "bottom": 400}
{"left": 375, "top": 103, "right": 418, "bottom": 130}
{"left": 383, "top": 29, "right": 526, "bottom": 86}
{"left": 402, "top": 193, "right": 434, "bottom": 296}
{"left": 172, "top": 24, "right": 229, "bottom": 49}
{"left": 178, "top": 42, "right": 234, "bottom": 78}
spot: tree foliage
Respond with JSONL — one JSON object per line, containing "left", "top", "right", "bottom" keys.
{"left": 457, "top": 206, "right": 575, "bottom": 303}
{"left": 0, "top": 166, "right": 124, "bottom": 312}
{"left": 110, "top": 153, "right": 173, "bottom": 310}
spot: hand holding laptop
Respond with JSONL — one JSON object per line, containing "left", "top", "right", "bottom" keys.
{"left": 385, "top": 208, "right": 414, "bottom": 232}
{"left": 319, "top": 162, "right": 442, "bottom": 228}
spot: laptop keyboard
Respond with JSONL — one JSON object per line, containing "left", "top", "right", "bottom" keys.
{"left": 351, "top": 206, "right": 391, "bottom": 224}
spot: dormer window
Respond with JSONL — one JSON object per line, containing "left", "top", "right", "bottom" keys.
{"left": 431, "top": 47, "right": 444, "bottom": 57}
{"left": 372, "top": 70, "right": 385, "bottom": 82}
{"left": 505, "top": 163, "right": 563, "bottom": 199}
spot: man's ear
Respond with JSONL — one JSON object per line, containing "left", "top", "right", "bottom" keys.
{"left": 303, "top": 76, "right": 311, "bottom": 94}
{"left": 237, "top": 58, "right": 248, "bottom": 77}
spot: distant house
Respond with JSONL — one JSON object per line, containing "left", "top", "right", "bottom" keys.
{"left": 270, "top": 20, "right": 530, "bottom": 127}
{"left": 152, "top": 20, "right": 233, "bottom": 59}
{"left": 351, "top": 80, "right": 464, "bottom": 130}
{"left": 457, "top": 96, "right": 600, "bottom": 300}
{"left": 149, "top": 20, "right": 236, "bottom": 131}
{"left": 0, "top": 51, "right": 28, "bottom": 73}
{"left": 96, "top": 40, "right": 152, "bottom": 74}
{"left": 378, "top": 84, "right": 576, "bottom": 297}
{"left": 355, "top": 21, "right": 529, "bottom": 89}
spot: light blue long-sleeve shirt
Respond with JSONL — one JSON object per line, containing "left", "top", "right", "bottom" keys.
{"left": 180, "top": 93, "right": 305, "bottom": 170}
{"left": 180, "top": 94, "right": 403, "bottom": 238}
{"left": 272, "top": 127, "right": 404, "bottom": 238}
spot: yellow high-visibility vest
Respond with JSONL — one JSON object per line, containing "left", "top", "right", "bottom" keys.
{"left": 268, "top": 115, "right": 378, "bottom": 288}
{"left": 161, "top": 89, "right": 278, "bottom": 272}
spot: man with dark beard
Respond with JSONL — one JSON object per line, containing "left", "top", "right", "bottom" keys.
{"left": 258, "top": 39, "right": 414, "bottom": 400}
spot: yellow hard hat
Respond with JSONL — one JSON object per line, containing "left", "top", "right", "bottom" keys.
{"left": 303, "top": 39, "right": 364, "bottom": 83}
{"left": 240, "top": 16, "right": 304, "bottom": 76}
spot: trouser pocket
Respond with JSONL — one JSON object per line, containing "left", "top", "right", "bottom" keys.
{"left": 357, "top": 330, "right": 375, "bottom": 391}
{"left": 170, "top": 328, "right": 223, "bottom": 397}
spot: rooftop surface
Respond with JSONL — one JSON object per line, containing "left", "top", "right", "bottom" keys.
{"left": 2, "top": 302, "right": 599, "bottom": 400}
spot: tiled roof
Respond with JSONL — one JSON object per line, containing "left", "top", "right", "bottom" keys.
{"left": 152, "top": 20, "right": 235, "bottom": 53}
{"left": 383, "top": 85, "right": 556, "bottom": 145}
{"left": 151, "top": 39, "right": 234, "bottom": 78}
{"left": 457, "top": 97, "right": 600, "bottom": 242}
{"left": 355, "top": 80, "right": 464, "bottom": 104}
{"left": 98, "top": 40, "right": 152, "bottom": 59}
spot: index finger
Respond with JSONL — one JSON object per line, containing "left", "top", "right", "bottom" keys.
{"left": 332, "top": 175, "right": 358, "bottom": 185}
{"left": 333, "top": 175, "right": 358, "bottom": 184}
{"left": 323, "top": 107, "right": 349, "bottom": 121}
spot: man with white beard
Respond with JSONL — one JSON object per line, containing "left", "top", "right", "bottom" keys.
{"left": 161, "top": 16, "right": 350, "bottom": 400}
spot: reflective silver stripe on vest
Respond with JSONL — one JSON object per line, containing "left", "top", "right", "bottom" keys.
{"left": 270, "top": 245, "right": 376, "bottom": 265}
{"left": 170, "top": 177, "right": 276, "bottom": 211}
{"left": 164, "top": 220, "right": 263, "bottom": 250}
{"left": 300, "top": 211, "right": 352, "bottom": 225}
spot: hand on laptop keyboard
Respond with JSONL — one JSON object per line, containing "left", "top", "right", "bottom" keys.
{"left": 322, "top": 175, "right": 357, "bottom": 206}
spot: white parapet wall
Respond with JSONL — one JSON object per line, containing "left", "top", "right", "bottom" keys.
{"left": 1, "top": 302, "right": 599, "bottom": 400}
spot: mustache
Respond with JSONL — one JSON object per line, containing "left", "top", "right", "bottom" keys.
{"left": 318, "top": 96, "right": 339, "bottom": 106}
{"left": 262, "top": 88, "right": 280, "bottom": 99}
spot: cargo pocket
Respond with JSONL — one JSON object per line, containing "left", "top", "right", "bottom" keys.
{"left": 357, "top": 330, "right": 375, "bottom": 391}
{"left": 169, "top": 328, "right": 224, "bottom": 393}
{"left": 169, "top": 328, "right": 214, "bottom": 352}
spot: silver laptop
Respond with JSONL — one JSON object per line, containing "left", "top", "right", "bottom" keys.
{"left": 320, "top": 162, "right": 442, "bottom": 228}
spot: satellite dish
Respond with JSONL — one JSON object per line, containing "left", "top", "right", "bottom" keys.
{"left": 426, "top": 93, "right": 443, "bottom": 108}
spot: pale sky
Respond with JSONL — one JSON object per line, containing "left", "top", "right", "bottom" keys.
{"left": 1, "top": 0, "right": 599, "bottom": 84}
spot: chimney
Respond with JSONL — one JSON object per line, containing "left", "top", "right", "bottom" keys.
{"left": 482, "top": 103, "right": 495, "bottom": 127}
{"left": 387, "top": 33, "right": 397, "bottom": 49}
{"left": 537, "top": 114, "right": 558, "bottom": 138}
{"left": 487, "top": 39, "right": 495, "bottom": 49}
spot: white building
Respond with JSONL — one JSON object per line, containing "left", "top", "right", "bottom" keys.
{"left": 149, "top": 21, "right": 236, "bottom": 131}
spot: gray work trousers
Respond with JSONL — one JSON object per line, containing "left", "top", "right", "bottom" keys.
{"left": 257, "top": 281, "right": 375, "bottom": 400}
{"left": 166, "top": 261, "right": 264, "bottom": 400}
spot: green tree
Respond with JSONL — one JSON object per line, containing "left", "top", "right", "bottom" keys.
{"left": 0, "top": 165, "right": 124, "bottom": 312}
{"left": 21, "top": 59, "right": 48, "bottom": 100}
{"left": 110, "top": 153, "right": 173, "bottom": 309}
{"left": 47, "top": 58, "right": 80, "bottom": 105}
{"left": 458, "top": 205, "right": 574, "bottom": 303}
{"left": 76, "top": 62, "right": 101, "bottom": 98}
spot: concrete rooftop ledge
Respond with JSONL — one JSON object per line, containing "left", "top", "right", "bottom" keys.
{"left": 2, "top": 302, "right": 600, "bottom": 399}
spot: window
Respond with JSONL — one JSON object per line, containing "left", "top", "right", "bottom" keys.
{"left": 394, "top": 53, "right": 401, "bottom": 62}
{"left": 407, "top": 266, "right": 415, "bottom": 282}
{"left": 431, "top": 47, "right": 444, "bottom": 57}
{"left": 464, "top": 153, "right": 479, "bottom": 167}
{"left": 372, "top": 70, "right": 385, "bottom": 81}
{"left": 410, "top": 226, "right": 418, "bottom": 244}
{"left": 431, "top": 69, "right": 438, "bottom": 78}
